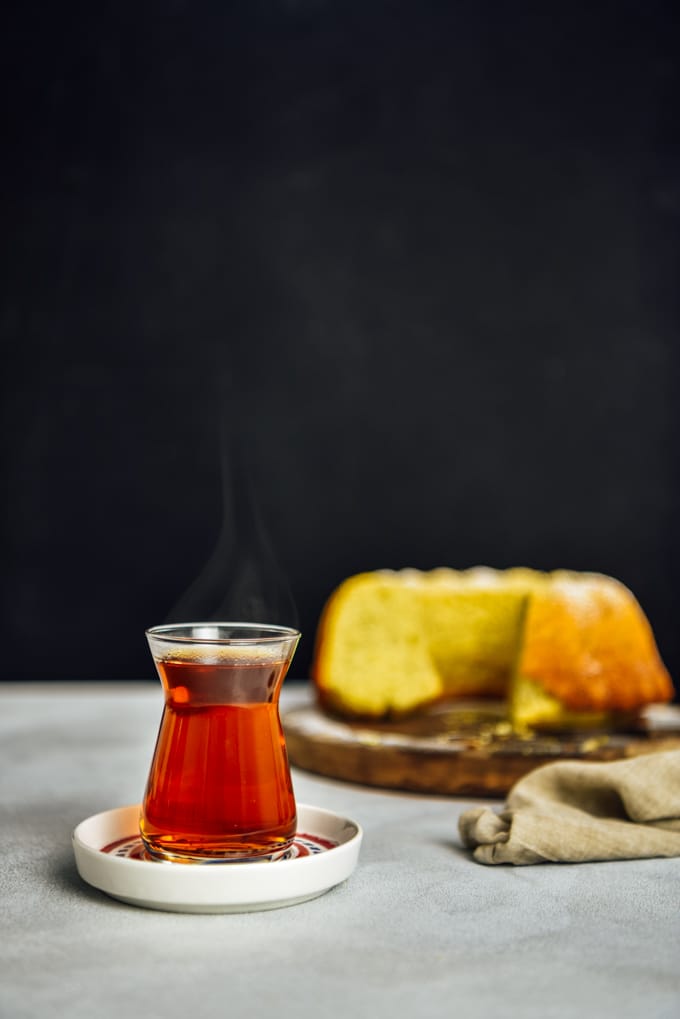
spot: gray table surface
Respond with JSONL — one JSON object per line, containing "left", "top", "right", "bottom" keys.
{"left": 2, "top": 681, "right": 679, "bottom": 1019}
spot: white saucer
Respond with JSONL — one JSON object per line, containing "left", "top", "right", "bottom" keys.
{"left": 73, "top": 803, "right": 362, "bottom": 913}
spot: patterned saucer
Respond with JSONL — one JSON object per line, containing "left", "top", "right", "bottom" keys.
{"left": 73, "top": 803, "right": 362, "bottom": 914}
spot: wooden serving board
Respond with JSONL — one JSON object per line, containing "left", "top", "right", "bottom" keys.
{"left": 283, "top": 700, "right": 680, "bottom": 798}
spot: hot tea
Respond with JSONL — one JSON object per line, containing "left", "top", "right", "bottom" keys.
{"left": 140, "top": 624, "right": 299, "bottom": 862}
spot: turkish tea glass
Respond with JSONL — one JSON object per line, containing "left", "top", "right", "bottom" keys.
{"left": 140, "top": 622, "right": 300, "bottom": 863}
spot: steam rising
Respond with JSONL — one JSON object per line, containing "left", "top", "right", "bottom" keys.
{"left": 165, "top": 421, "right": 298, "bottom": 629}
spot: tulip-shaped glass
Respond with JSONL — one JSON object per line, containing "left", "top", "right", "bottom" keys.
{"left": 140, "top": 623, "right": 300, "bottom": 863}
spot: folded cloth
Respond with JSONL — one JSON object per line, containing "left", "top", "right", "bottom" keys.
{"left": 459, "top": 750, "right": 680, "bottom": 865}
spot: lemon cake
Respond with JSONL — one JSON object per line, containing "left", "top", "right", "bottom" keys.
{"left": 311, "top": 568, "right": 674, "bottom": 729}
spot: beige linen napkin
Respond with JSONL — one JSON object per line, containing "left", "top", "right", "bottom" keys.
{"left": 459, "top": 750, "right": 680, "bottom": 865}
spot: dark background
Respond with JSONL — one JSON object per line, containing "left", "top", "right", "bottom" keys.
{"left": 2, "top": 1, "right": 679, "bottom": 683}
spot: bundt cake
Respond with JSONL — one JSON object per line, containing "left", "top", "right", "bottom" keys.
{"left": 311, "top": 568, "right": 674, "bottom": 730}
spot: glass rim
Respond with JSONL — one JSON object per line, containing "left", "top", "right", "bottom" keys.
{"left": 145, "top": 622, "right": 301, "bottom": 644}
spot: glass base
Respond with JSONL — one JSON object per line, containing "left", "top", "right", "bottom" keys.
{"left": 140, "top": 836, "right": 296, "bottom": 865}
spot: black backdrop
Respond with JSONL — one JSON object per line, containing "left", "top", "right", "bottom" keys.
{"left": 2, "top": 1, "right": 679, "bottom": 683}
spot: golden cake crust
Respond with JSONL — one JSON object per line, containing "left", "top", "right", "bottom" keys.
{"left": 516, "top": 571, "right": 673, "bottom": 711}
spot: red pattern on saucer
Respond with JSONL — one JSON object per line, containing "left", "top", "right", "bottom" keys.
{"left": 102, "top": 832, "right": 337, "bottom": 862}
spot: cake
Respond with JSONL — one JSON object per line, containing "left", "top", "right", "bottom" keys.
{"left": 311, "top": 568, "right": 674, "bottom": 729}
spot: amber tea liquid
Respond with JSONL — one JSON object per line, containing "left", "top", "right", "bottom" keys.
{"left": 140, "top": 648, "right": 297, "bottom": 862}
